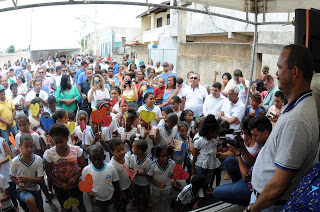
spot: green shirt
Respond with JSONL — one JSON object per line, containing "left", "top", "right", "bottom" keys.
{"left": 55, "top": 86, "right": 81, "bottom": 111}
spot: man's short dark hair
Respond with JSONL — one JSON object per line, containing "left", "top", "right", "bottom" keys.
{"left": 56, "top": 66, "right": 62, "bottom": 71}
{"left": 212, "top": 82, "right": 222, "bottom": 90}
{"left": 234, "top": 69, "right": 243, "bottom": 77}
{"left": 20, "top": 133, "right": 33, "bottom": 145}
{"left": 108, "top": 67, "right": 114, "bottom": 71}
{"left": 275, "top": 90, "right": 285, "bottom": 100}
{"left": 85, "top": 67, "right": 92, "bottom": 73}
{"left": 33, "top": 79, "right": 41, "bottom": 86}
{"left": 263, "top": 74, "right": 274, "bottom": 82}
{"left": 283, "top": 44, "right": 314, "bottom": 82}
{"left": 81, "top": 61, "right": 87, "bottom": 66}
{"left": 95, "top": 65, "right": 101, "bottom": 70}
{"left": 249, "top": 116, "right": 272, "bottom": 133}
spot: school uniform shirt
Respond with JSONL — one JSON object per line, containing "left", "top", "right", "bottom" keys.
{"left": 173, "top": 133, "right": 188, "bottom": 162}
{"left": 0, "top": 138, "right": 11, "bottom": 182}
{"left": 117, "top": 127, "right": 137, "bottom": 153}
{"left": 0, "top": 174, "right": 13, "bottom": 209}
{"left": 158, "top": 124, "right": 178, "bottom": 146}
{"left": 110, "top": 152, "right": 131, "bottom": 190}
{"left": 82, "top": 128, "right": 111, "bottom": 163}
{"left": 137, "top": 104, "right": 162, "bottom": 126}
{"left": 177, "top": 184, "right": 204, "bottom": 204}
{"left": 87, "top": 89, "right": 111, "bottom": 110}
{"left": 147, "top": 159, "right": 175, "bottom": 190}
{"left": 220, "top": 99, "right": 245, "bottom": 129}
{"left": 101, "top": 116, "right": 118, "bottom": 133}
{"left": 10, "top": 154, "right": 43, "bottom": 191}
{"left": 129, "top": 155, "right": 151, "bottom": 186}
{"left": 15, "top": 131, "right": 41, "bottom": 151}
{"left": 174, "top": 111, "right": 182, "bottom": 120}
{"left": 74, "top": 125, "right": 91, "bottom": 146}
{"left": 138, "top": 125, "right": 157, "bottom": 157}
{"left": 82, "top": 162, "right": 119, "bottom": 201}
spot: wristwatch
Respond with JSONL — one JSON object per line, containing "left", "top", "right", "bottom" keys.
{"left": 245, "top": 204, "right": 252, "bottom": 212}
{"left": 236, "top": 153, "right": 241, "bottom": 157}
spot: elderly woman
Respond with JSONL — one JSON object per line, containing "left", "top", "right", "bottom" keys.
{"left": 55, "top": 74, "right": 81, "bottom": 112}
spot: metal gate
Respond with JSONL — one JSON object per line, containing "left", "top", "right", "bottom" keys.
{"left": 149, "top": 48, "right": 177, "bottom": 70}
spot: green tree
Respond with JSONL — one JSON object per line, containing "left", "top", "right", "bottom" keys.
{"left": 6, "top": 45, "right": 15, "bottom": 53}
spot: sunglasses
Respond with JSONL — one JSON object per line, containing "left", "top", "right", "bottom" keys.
{"left": 39, "top": 72, "right": 44, "bottom": 74}
{"left": 190, "top": 77, "right": 198, "bottom": 80}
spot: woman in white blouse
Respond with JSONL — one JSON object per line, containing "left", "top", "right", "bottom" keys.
{"left": 88, "top": 74, "right": 110, "bottom": 110}
{"left": 16, "top": 75, "right": 28, "bottom": 97}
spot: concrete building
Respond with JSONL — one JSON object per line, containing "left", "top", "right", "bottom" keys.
{"left": 135, "top": 0, "right": 295, "bottom": 85}
{"left": 86, "top": 26, "right": 142, "bottom": 61}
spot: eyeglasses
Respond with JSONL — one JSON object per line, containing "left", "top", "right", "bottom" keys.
{"left": 190, "top": 77, "right": 198, "bottom": 80}
{"left": 39, "top": 72, "right": 44, "bottom": 74}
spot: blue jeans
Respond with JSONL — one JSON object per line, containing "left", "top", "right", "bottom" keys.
{"left": 224, "top": 156, "right": 242, "bottom": 183}
{"left": 1, "top": 125, "right": 18, "bottom": 147}
{"left": 212, "top": 179, "right": 251, "bottom": 206}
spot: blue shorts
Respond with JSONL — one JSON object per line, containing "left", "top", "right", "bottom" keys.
{"left": 18, "top": 189, "right": 43, "bottom": 212}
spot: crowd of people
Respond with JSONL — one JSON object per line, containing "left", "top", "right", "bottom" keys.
{"left": 0, "top": 44, "right": 318, "bottom": 212}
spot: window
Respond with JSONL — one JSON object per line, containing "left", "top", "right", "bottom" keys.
{"left": 167, "top": 14, "right": 170, "bottom": 25}
{"left": 157, "top": 17, "right": 162, "bottom": 28}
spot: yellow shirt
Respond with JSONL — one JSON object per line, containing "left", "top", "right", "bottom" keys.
{"left": 0, "top": 97, "right": 16, "bottom": 130}
{"left": 123, "top": 90, "right": 135, "bottom": 102}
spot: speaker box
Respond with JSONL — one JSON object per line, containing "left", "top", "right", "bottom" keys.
{"left": 295, "top": 8, "right": 320, "bottom": 72}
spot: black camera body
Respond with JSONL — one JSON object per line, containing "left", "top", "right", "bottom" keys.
{"left": 219, "top": 129, "right": 242, "bottom": 149}
{"left": 125, "top": 79, "right": 132, "bottom": 85}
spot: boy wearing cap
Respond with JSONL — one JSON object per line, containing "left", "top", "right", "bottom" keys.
{"left": 0, "top": 85, "right": 18, "bottom": 143}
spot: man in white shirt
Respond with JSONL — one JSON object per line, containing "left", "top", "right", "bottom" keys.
{"left": 26, "top": 79, "right": 48, "bottom": 108}
{"left": 203, "top": 82, "right": 226, "bottom": 118}
{"left": 181, "top": 73, "right": 208, "bottom": 116}
{"left": 218, "top": 85, "right": 245, "bottom": 129}
{"left": 224, "top": 69, "right": 249, "bottom": 104}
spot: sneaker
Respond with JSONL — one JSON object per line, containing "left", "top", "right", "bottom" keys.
{"left": 126, "top": 200, "right": 134, "bottom": 210}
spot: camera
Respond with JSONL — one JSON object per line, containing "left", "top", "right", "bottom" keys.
{"left": 36, "top": 93, "right": 40, "bottom": 97}
{"left": 125, "top": 79, "right": 132, "bottom": 85}
{"left": 218, "top": 129, "right": 242, "bottom": 149}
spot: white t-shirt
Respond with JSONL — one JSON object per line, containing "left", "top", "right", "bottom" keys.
{"left": 0, "top": 174, "right": 13, "bottom": 209}
{"left": 88, "top": 89, "right": 111, "bottom": 110}
{"left": 15, "top": 131, "right": 41, "bottom": 151}
{"left": 220, "top": 99, "right": 245, "bottom": 129}
{"left": 110, "top": 152, "right": 131, "bottom": 190}
{"left": 182, "top": 85, "right": 208, "bottom": 116}
{"left": 74, "top": 125, "right": 91, "bottom": 145}
{"left": 147, "top": 159, "right": 175, "bottom": 190}
{"left": 158, "top": 124, "right": 178, "bottom": 146}
{"left": 82, "top": 128, "right": 111, "bottom": 162}
{"left": 25, "top": 90, "right": 48, "bottom": 104}
{"left": 137, "top": 105, "right": 162, "bottom": 126}
{"left": 18, "top": 83, "right": 28, "bottom": 96}
{"left": 138, "top": 125, "right": 157, "bottom": 157}
{"left": 10, "top": 154, "right": 43, "bottom": 191}
{"left": 203, "top": 94, "right": 226, "bottom": 118}
{"left": 82, "top": 162, "right": 119, "bottom": 201}
{"left": 117, "top": 127, "right": 137, "bottom": 153}
{"left": 129, "top": 155, "right": 152, "bottom": 186}
{"left": 177, "top": 184, "right": 204, "bottom": 204}
{"left": 11, "top": 95, "right": 24, "bottom": 116}
{"left": 225, "top": 79, "right": 249, "bottom": 104}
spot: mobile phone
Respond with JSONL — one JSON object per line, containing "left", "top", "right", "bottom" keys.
{"left": 94, "top": 80, "right": 99, "bottom": 86}
{"left": 36, "top": 93, "right": 39, "bottom": 97}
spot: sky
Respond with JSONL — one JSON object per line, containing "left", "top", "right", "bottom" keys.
{"left": 0, "top": 1, "right": 147, "bottom": 50}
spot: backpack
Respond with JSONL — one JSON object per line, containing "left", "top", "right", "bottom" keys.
{"left": 282, "top": 162, "right": 320, "bottom": 211}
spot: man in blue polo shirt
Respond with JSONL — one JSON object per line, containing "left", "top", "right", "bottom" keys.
{"left": 75, "top": 61, "right": 87, "bottom": 84}
{"left": 157, "top": 62, "right": 176, "bottom": 86}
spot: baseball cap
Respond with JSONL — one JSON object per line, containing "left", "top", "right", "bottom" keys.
{"left": 0, "top": 85, "right": 5, "bottom": 91}
{"left": 162, "top": 62, "right": 169, "bottom": 66}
